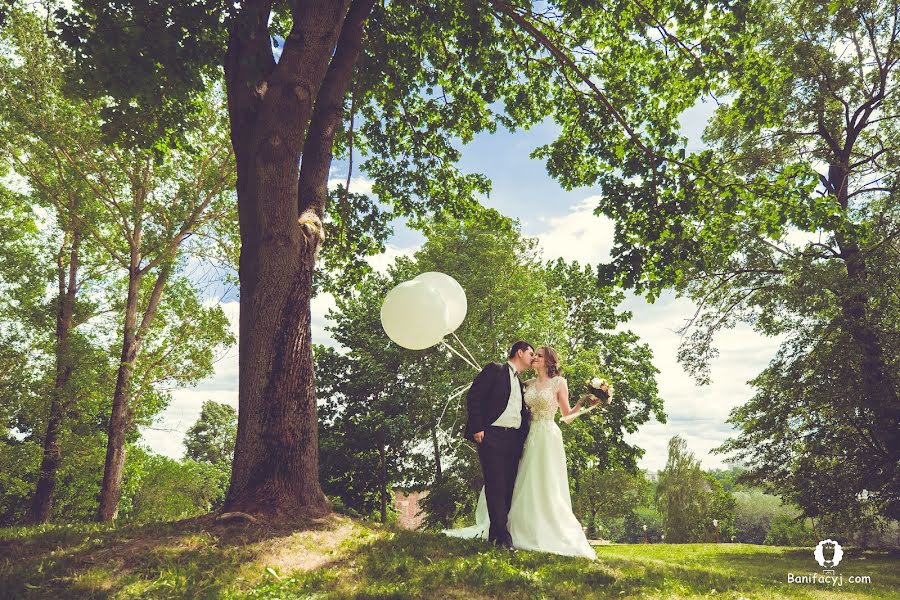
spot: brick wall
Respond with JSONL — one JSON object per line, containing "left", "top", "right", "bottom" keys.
{"left": 393, "top": 489, "right": 429, "bottom": 529}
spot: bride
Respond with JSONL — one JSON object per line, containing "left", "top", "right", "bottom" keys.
{"left": 445, "top": 346, "right": 606, "bottom": 559}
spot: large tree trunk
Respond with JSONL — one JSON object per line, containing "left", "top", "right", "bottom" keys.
{"left": 223, "top": 0, "right": 374, "bottom": 520}
{"left": 829, "top": 162, "right": 900, "bottom": 464}
{"left": 27, "top": 229, "right": 81, "bottom": 524}
{"left": 97, "top": 266, "right": 141, "bottom": 522}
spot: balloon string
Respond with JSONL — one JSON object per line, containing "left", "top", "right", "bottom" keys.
{"left": 452, "top": 332, "right": 480, "bottom": 369}
{"left": 441, "top": 340, "right": 480, "bottom": 371}
{"left": 436, "top": 383, "right": 471, "bottom": 432}
{"left": 435, "top": 383, "right": 471, "bottom": 459}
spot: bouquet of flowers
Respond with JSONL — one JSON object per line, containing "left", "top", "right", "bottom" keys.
{"left": 587, "top": 377, "right": 613, "bottom": 404}
{"left": 561, "top": 375, "right": 614, "bottom": 425}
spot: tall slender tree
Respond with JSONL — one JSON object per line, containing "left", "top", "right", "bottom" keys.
{"left": 2, "top": 8, "right": 238, "bottom": 521}
{"left": 656, "top": 436, "right": 713, "bottom": 543}
{"left": 0, "top": 9, "right": 113, "bottom": 523}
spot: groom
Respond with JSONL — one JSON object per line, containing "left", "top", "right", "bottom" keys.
{"left": 464, "top": 341, "right": 534, "bottom": 548}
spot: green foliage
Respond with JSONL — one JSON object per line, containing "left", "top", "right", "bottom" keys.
{"left": 416, "top": 474, "right": 476, "bottom": 531}
{"left": 732, "top": 489, "right": 800, "bottom": 545}
{"left": 705, "top": 474, "right": 737, "bottom": 542}
{"left": 316, "top": 185, "right": 393, "bottom": 296}
{"left": 55, "top": 1, "right": 228, "bottom": 150}
{"left": 317, "top": 208, "right": 662, "bottom": 526}
{"left": 128, "top": 276, "right": 236, "bottom": 427}
{"left": 124, "top": 449, "right": 228, "bottom": 523}
{"left": 0, "top": 9, "right": 238, "bottom": 524}
{"left": 517, "top": 0, "right": 900, "bottom": 524}
{"left": 622, "top": 504, "right": 665, "bottom": 544}
{"left": 716, "top": 278, "right": 900, "bottom": 518}
{"left": 315, "top": 332, "right": 420, "bottom": 522}
{"left": 0, "top": 437, "right": 40, "bottom": 525}
{"left": 572, "top": 469, "right": 650, "bottom": 538}
{"left": 706, "top": 465, "right": 751, "bottom": 494}
{"left": 765, "top": 513, "right": 816, "bottom": 547}
{"left": 655, "top": 436, "right": 713, "bottom": 543}
{"left": 184, "top": 400, "right": 237, "bottom": 468}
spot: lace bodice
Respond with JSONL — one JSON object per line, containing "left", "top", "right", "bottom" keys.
{"left": 524, "top": 376, "right": 564, "bottom": 421}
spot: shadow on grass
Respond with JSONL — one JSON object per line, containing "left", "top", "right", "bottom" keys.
{"left": 0, "top": 514, "right": 342, "bottom": 600}
{"left": 2, "top": 521, "right": 899, "bottom": 600}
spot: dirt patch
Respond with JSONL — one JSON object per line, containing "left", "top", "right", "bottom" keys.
{"left": 253, "top": 515, "right": 365, "bottom": 572}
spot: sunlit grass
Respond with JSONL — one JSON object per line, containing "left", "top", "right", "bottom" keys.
{"left": 1, "top": 518, "right": 897, "bottom": 599}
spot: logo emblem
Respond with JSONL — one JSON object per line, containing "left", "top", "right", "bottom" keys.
{"left": 814, "top": 539, "right": 843, "bottom": 568}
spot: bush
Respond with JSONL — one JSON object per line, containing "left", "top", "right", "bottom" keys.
{"left": 417, "top": 476, "right": 476, "bottom": 531}
{"left": 0, "top": 438, "right": 40, "bottom": 525}
{"left": 122, "top": 449, "right": 228, "bottom": 523}
{"left": 620, "top": 506, "right": 663, "bottom": 543}
{"left": 765, "top": 513, "right": 815, "bottom": 546}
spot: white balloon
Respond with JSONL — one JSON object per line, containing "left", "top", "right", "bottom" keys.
{"left": 380, "top": 279, "right": 450, "bottom": 350}
{"left": 414, "top": 272, "right": 467, "bottom": 334}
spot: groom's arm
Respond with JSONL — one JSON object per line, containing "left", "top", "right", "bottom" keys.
{"left": 466, "top": 364, "right": 494, "bottom": 442}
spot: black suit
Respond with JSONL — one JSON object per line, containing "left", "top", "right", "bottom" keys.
{"left": 464, "top": 362, "right": 530, "bottom": 547}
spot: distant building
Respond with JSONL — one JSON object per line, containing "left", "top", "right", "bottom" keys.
{"left": 393, "top": 489, "right": 429, "bottom": 529}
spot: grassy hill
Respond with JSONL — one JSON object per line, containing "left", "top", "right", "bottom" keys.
{"left": 1, "top": 515, "right": 897, "bottom": 599}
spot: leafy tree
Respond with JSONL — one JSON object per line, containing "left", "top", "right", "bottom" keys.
{"left": 184, "top": 401, "right": 237, "bottom": 468}
{"left": 49, "top": 0, "right": 703, "bottom": 521}
{"left": 316, "top": 338, "right": 419, "bottom": 523}
{"left": 0, "top": 8, "right": 238, "bottom": 522}
{"left": 0, "top": 8, "right": 117, "bottom": 524}
{"left": 621, "top": 504, "right": 665, "bottom": 544}
{"left": 572, "top": 468, "right": 650, "bottom": 538}
{"left": 732, "top": 489, "right": 799, "bottom": 544}
{"left": 705, "top": 474, "right": 737, "bottom": 542}
{"left": 317, "top": 209, "right": 664, "bottom": 528}
{"left": 765, "top": 513, "right": 816, "bottom": 547}
{"left": 319, "top": 209, "right": 562, "bottom": 524}
{"left": 511, "top": 0, "right": 900, "bottom": 521}
{"left": 706, "top": 465, "right": 751, "bottom": 494}
{"left": 656, "top": 436, "right": 714, "bottom": 543}
{"left": 87, "top": 107, "right": 236, "bottom": 521}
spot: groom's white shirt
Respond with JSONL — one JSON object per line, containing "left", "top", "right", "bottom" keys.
{"left": 491, "top": 361, "right": 523, "bottom": 428}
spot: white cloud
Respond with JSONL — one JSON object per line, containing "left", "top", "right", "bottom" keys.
{"left": 530, "top": 199, "right": 783, "bottom": 473}
{"left": 365, "top": 244, "right": 418, "bottom": 274}
{"left": 679, "top": 98, "right": 718, "bottom": 150}
{"left": 532, "top": 195, "right": 616, "bottom": 264}
{"left": 311, "top": 292, "right": 338, "bottom": 347}
{"left": 327, "top": 175, "right": 375, "bottom": 197}
{"left": 618, "top": 291, "right": 782, "bottom": 472}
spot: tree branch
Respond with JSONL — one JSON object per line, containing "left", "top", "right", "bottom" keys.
{"left": 296, "top": 0, "right": 375, "bottom": 245}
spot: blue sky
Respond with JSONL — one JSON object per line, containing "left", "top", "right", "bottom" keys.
{"left": 143, "top": 99, "right": 782, "bottom": 473}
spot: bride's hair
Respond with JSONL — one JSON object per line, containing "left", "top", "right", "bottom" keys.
{"left": 541, "top": 346, "right": 561, "bottom": 378}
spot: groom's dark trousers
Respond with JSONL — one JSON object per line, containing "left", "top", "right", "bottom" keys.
{"left": 464, "top": 362, "right": 529, "bottom": 548}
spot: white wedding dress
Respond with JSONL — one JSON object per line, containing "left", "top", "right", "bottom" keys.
{"left": 445, "top": 376, "right": 596, "bottom": 559}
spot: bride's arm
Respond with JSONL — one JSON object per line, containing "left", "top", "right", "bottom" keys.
{"left": 556, "top": 378, "right": 583, "bottom": 417}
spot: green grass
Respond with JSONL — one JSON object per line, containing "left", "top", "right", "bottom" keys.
{"left": 1, "top": 516, "right": 897, "bottom": 599}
